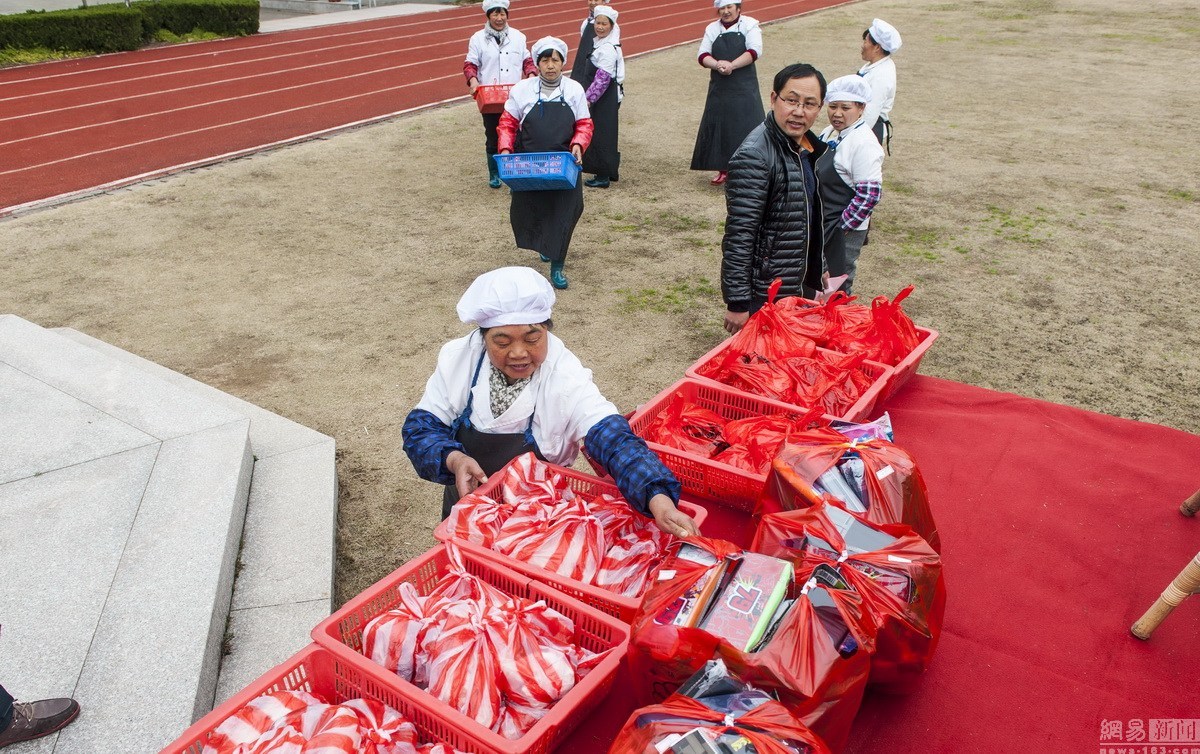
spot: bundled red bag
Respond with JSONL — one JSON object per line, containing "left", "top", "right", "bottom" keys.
{"left": 716, "top": 356, "right": 796, "bottom": 403}
{"left": 425, "top": 602, "right": 506, "bottom": 732}
{"left": 758, "top": 429, "right": 940, "bottom": 553}
{"left": 753, "top": 500, "right": 946, "bottom": 691}
{"left": 361, "top": 582, "right": 431, "bottom": 683}
{"left": 628, "top": 538, "right": 872, "bottom": 752}
{"left": 702, "top": 280, "right": 818, "bottom": 370}
{"left": 487, "top": 599, "right": 578, "bottom": 736}
{"left": 640, "top": 392, "right": 728, "bottom": 456}
{"left": 608, "top": 693, "right": 831, "bottom": 754}
{"left": 595, "top": 528, "right": 672, "bottom": 597}
{"left": 441, "top": 493, "right": 510, "bottom": 549}
{"left": 499, "top": 496, "right": 605, "bottom": 583}
{"left": 819, "top": 287, "right": 922, "bottom": 366}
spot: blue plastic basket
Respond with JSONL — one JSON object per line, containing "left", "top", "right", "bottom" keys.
{"left": 494, "top": 151, "right": 581, "bottom": 191}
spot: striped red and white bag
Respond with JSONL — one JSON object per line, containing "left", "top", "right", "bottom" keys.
{"left": 202, "top": 691, "right": 322, "bottom": 754}
{"left": 501, "top": 497, "right": 605, "bottom": 583}
{"left": 442, "top": 492, "right": 511, "bottom": 547}
{"left": 361, "top": 582, "right": 430, "bottom": 683}
{"left": 424, "top": 602, "right": 505, "bottom": 733}
{"left": 594, "top": 527, "right": 672, "bottom": 597}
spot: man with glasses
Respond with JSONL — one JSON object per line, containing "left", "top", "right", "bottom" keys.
{"left": 720, "top": 63, "right": 829, "bottom": 334}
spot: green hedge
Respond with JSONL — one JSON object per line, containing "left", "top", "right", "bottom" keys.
{"left": 0, "top": 0, "right": 258, "bottom": 54}
{"left": 138, "top": 0, "right": 259, "bottom": 39}
{"left": 0, "top": 7, "right": 144, "bottom": 53}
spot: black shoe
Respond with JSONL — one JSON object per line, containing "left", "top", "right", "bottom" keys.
{"left": 0, "top": 698, "right": 80, "bottom": 748}
{"left": 585, "top": 176, "right": 610, "bottom": 188}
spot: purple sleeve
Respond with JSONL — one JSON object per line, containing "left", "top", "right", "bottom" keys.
{"left": 585, "top": 68, "right": 613, "bottom": 104}
{"left": 842, "top": 181, "right": 882, "bottom": 229}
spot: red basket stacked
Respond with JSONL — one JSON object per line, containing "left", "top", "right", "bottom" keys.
{"left": 311, "top": 544, "right": 629, "bottom": 754}
{"left": 474, "top": 84, "right": 512, "bottom": 114}
{"left": 685, "top": 344, "right": 891, "bottom": 422}
{"left": 629, "top": 378, "right": 836, "bottom": 513}
{"left": 163, "top": 644, "right": 464, "bottom": 754}
{"left": 434, "top": 459, "right": 708, "bottom": 622}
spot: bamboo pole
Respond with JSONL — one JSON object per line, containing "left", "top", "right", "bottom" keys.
{"left": 1131, "top": 552, "right": 1200, "bottom": 640}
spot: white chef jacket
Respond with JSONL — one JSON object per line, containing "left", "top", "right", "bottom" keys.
{"left": 590, "top": 39, "right": 625, "bottom": 102}
{"left": 504, "top": 76, "right": 591, "bottom": 123}
{"left": 414, "top": 331, "right": 617, "bottom": 466}
{"left": 818, "top": 117, "right": 885, "bottom": 230}
{"left": 697, "top": 16, "right": 763, "bottom": 59}
{"left": 465, "top": 27, "right": 532, "bottom": 85}
{"left": 581, "top": 16, "right": 621, "bottom": 45}
{"left": 857, "top": 56, "right": 896, "bottom": 130}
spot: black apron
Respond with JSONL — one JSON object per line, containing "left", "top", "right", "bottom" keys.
{"left": 580, "top": 45, "right": 621, "bottom": 179}
{"left": 509, "top": 94, "right": 585, "bottom": 263}
{"left": 442, "top": 352, "right": 546, "bottom": 518}
{"left": 690, "top": 30, "right": 764, "bottom": 171}
{"left": 815, "top": 129, "right": 859, "bottom": 279}
{"left": 570, "top": 19, "right": 597, "bottom": 85}
{"left": 872, "top": 117, "right": 892, "bottom": 154}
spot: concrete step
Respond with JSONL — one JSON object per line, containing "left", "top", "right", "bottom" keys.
{"left": 0, "top": 315, "right": 252, "bottom": 752}
{"left": 52, "top": 328, "right": 338, "bottom": 706}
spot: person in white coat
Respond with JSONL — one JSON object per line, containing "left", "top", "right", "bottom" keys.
{"left": 690, "top": 0, "right": 764, "bottom": 185}
{"left": 816, "top": 75, "right": 884, "bottom": 295}
{"left": 857, "top": 17, "right": 902, "bottom": 152}
{"left": 570, "top": 0, "right": 620, "bottom": 86}
{"left": 580, "top": 6, "right": 624, "bottom": 188}
{"left": 464, "top": 0, "right": 537, "bottom": 188}
{"left": 402, "top": 266, "right": 701, "bottom": 537}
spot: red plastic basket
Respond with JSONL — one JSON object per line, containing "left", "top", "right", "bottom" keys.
{"left": 474, "top": 84, "right": 512, "bottom": 114}
{"left": 163, "top": 644, "right": 466, "bottom": 754}
{"left": 627, "top": 378, "right": 838, "bottom": 513}
{"left": 685, "top": 344, "right": 892, "bottom": 422}
{"left": 311, "top": 544, "right": 629, "bottom": 754}
{"left": 434, "top": 459, "right": 708, "bottom": 622}
{"left": 877, "top": 325, "right": 939, "bottom": 402}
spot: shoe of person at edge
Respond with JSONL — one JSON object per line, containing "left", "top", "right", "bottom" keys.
{"left": 550, "top": 262, "right": 569, "bottom": 290}
{"left": 710, "top": 171, "right": 728, "bottom": 186}
{"left": 539, "top": 253, "right": 551, "bottom": 263}
{"left": 487, "top": 155, "right": 502, "bottom": 189}
{"left": 585, "top": 176, "right": 610, "bottom": 188}
{"left": 0, "top": 698, "right": 81, "bottom": 748}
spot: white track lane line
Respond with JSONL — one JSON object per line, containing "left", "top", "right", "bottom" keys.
{"left": 0, "top": 0, "right": 698, "bottom": 89}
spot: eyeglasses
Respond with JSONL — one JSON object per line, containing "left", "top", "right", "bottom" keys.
{"left": 777, "top": 97, "right": 822, "bottom": 112}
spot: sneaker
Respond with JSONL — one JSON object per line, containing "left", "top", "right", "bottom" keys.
{"left": 0, "top": 698, "right": 80, "bottom": 748}
{"left": 710, "top": 171, "right": 728, "bottom": 186}
{"left": 585, "top": 176, "right": 610, "bottom": 188}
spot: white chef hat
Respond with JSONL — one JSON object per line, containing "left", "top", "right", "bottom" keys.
{"left": 457, "top": 267, "right": 556, "bottom": 329}
{"left": 713, "top": 0, "right": 740, "bottom": 8}
{"left": 824, "top": 75, "right": 871, "bottom": 104}
{"left": 592, "top": 5, "right": 618, "bottom": 22}
{"left": 531, "top": 36, "right": 569, "bottom": 61}
{"left": 481, "top": 0, "right": 508, "bottom": 12}
{"left": 867, "top": 18, "right": 902, "bottom": 52}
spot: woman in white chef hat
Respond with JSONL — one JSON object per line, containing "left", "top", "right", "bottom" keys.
{"left": 570, "top": 0, "right": 620, "bottom": 87}
{"left": 403, "top": 267, "right": 701, "bottom": 536}
{"left": 816, "top": 75, "right": 884, "bottom": 295}
{"left": 497, "top": 37, "right": 594, "bottom": 291}
{"left": 857, "top": 18, "right": 902, "bottom": 152}
{"left": 579, "top": 5, "right": 624, "bottom": 188}
{"left": 463, "top": 0, "right": 537, "bottom": 188}
{"left": 690, "top": 0, "right": 765, "bottom": 186}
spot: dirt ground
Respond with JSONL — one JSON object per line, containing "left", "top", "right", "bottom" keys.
{"left": 2, "top": 0, "right": 1198, "bottom": 603}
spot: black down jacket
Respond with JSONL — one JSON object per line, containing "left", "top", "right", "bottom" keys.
{"left": 721, "top": 112, "right": 827, "bottom": 311}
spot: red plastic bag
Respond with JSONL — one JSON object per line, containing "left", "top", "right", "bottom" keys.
{"left": 499, "top": 497, "right": 605, "bottom": 583}
{"left": 641, "top": 391, "right": 728, "bottom": 456}
{"left": 758, "top": 429, "right": 941, "bottom": 553}
{"left": 361, "top": 581, "right": 430, "bottom": 683}
{"left": 717, "top": 356, "right": 797, "bottom": 404}
{"left": 442, "top": 493, "right": 510, "bottom": 549}
{"left": 595, "top": 528, "right": 672, "bottom": 597}
{"left": 824, "top": 287, "right": 921, "bottom": 365}
{"left": 753, "top": 500, "right": 946, "bottom": 691}
{"left": 717, "top": 279, "right": 818, "bottom": 363}
{"left": 425, "top": 602, "right": 505, "bottom": 732}
{"left": 608, "top": 693, "right": 831, "bottom": 754}
{"left": 628, "top": 538, "right": 871, "bottom": 752}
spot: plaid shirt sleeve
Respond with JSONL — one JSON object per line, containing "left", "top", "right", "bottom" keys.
{"left": 402, "top": 408, "right": 464, "bottom": 486}
{"left": 584, "top": 414, "right": 681, "bottom": 516}
{"left": 842, "top": 180, "right": 882, "bottom": 230}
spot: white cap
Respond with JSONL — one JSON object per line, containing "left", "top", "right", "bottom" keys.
{"left": 482, "top": 0, "right": 508, "bottom": 12}
{"left": 531, "top": 36, "right": 568, "bottom": 61}
{"left": 457, "top": 267, "right": 556, "bottom": 328}
{"left": 824, "top": 75, "right": 871, "bottom": 104}
{"left": 868, "top": 18, "right": 902, "bottom": 52}
{"left": 592, "top": 5, "right": 618, "bottom": 22}
{"left": 714, "top": 0, "right": 739, "bottom": 8}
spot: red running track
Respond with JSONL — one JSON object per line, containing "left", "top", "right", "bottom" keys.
{"left": 0, "top": 0, "right": 847, "bottom": 215}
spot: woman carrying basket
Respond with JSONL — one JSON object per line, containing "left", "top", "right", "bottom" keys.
{"left": 497, "top": 37, "right": 593, "bottom": 290}
{"left": 402, "top": 266, "right": 701, "bottom": 537}
{"left": 464, "top": 0, "right": 536, "bottom": 188}
{"left": 690, "top": 0, "right": 764, "bottom": 186}
{"left": 580, "top": 6, "right": 624, "bottom": 188}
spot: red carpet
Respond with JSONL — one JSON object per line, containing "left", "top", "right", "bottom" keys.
{"left": 572, "top": 375, "right": 1200, "bottom": 752}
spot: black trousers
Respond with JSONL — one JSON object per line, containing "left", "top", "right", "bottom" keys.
{"left": 0, "top": 683, "right": 13, "bottom": 732}
{"left": 483, "top": 112, "right": 501, "bottom": 155}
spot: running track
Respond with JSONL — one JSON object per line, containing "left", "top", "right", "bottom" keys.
{"left": 0, "top": 0, "right": 847, "bottom": 215}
